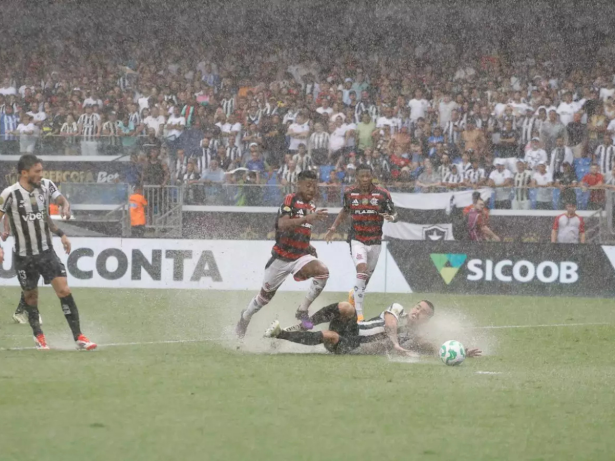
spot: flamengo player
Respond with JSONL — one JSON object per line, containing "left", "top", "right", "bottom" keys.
{"left": 235, "top": 170, "right": 329, "bottom": 338}
{"left": 0, "top": 155, "right": 96, "bottom": 350}
{"left": 325, "top": 165, "right": 397, "bottom": 321}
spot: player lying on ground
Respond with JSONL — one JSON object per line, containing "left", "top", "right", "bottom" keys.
{"left": 0, "top": 154, "right": 96, "bottom": 350}
{"left": 325, "top": 164, "right": 397, "bottom": 322}
{"left": 264, "top": 300, "right": 482, "bottom": 357}
{"left": 236, "top": 170, "right": 330, "bottom": 338}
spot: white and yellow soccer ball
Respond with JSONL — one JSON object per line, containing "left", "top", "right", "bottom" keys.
{"left": 440, "top": 340, "right": 466, "bottom": 366}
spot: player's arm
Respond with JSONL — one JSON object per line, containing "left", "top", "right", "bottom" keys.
{"left": 277, "top": 209, "right": 328, "bottom": 231}
{"left": 46, "top": 214, "right": 71, "bottom": 254}
{"left": 380, "top": 193, "right": 398, "bottom": 222}
{"left": 383, "top": 312, "right": 416, "bottom": 356}
{"left": 0, "top": 210, "right": 5, "bottom": 264}
{"left": 325, "top": 192, "right": 350, "bottom": 242}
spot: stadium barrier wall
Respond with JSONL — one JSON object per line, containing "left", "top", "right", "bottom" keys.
{"left": 387, "top": 240, "right": 615, "bottom": 298}
{"left": 0, "top": 238, "right": 411, "bottom": 293}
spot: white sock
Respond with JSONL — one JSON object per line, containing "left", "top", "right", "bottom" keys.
{"left": 243, "top": 293, "right": 270, "bottom": 320}
{"left": 298, "top": 275, "right": 328, "bottom": 312}
{"left": 353, "top": 273, "right": 369, "bottom": 317}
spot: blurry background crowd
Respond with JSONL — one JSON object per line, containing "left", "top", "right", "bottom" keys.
{"left": 2, "top": 0, "right": 615, "bottom": 209}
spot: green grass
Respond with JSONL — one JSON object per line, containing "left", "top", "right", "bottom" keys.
{"left": 1, "top": 288, "right": 615, "bottom": 461}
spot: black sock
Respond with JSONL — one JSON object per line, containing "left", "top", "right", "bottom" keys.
{"left": 277, "top": 330, "right": 324, "bottom": 346}
{"left": 309, "top": 303, "right": 340, "bottom": 326}
{"left": 15, "top": 292, "right": 26, "bottom": 315}
{"left": 24, "top": 304, "right": 43, "bottom": 337}
{"left": 60, "top": 294, "right": 81, "bottom": 341}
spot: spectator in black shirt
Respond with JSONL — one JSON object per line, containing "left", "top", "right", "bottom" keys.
{"left": 554, "top": 161, "right": 578, "bottom": 209}
{"left": 497, "top": 120, "right": 519, "bottom": 171}
{"left": 566, "top": 112, "right": 587, "bottom": 159}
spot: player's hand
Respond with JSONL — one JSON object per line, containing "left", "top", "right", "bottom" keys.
{"left": 61, "top": 235, "right": 71, "bottom": 254}
{"left": 380, "top": 213, "right": 396, "bottom": 222}
{"left": 393, "top": 344, "right": 419, "bottom": 357}
{"left": 306, "top": 209, "right": 328, "bottom": 223}
{"left": 0, "top": 247, "right": 3, "bottom": 264}
{"left": 61, "top": 204, "right": 72, "bottom": 220}
{"left": 324, "top": 227, "right": 336, "bottom": 243}
{"left": 466, "top": 348, "right": 482, "bottom": 358}
{"left": 1, "top": 232, "right": 9, "bottom": 241}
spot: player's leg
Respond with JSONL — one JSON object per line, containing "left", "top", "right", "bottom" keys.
{"left": 43, "top": 251, "right": 96, "bottom": 350}
{"left": 293, "top": 258, "right": 329, "bottom": 327}
{"left": 236, "top": 257, "right": 289, "bottom": 338}
{"left": 350, "top": 240, "right": 369, "bottom": 321}
{"left": 266, "top": 303, "right": 360, "bottom": 354}
{"left": 12, "top": 292, "right": 28, "bottom": 324}
{"left": 14, "top": 255, "right": 48, "bottom": 349}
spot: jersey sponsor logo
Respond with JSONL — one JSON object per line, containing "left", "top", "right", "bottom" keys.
{"left": 24, "top": 212, "right": 44, "bottom": 222}
{"left": 354, "top": 209, "right": 377, "bottom": 215}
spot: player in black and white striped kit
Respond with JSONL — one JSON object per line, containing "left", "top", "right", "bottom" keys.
{"left": 0, "top": 155, "right": 97, "bottom": 350}
{"left": 264, "top": 299, "right": 482, "bottom": 357}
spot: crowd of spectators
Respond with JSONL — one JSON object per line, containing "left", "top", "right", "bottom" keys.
{"left": 2, "top": 1, "right": 615, "bottom": 209}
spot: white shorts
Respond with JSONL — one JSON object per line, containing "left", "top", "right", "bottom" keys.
{"left": 261, "top": 254, "right": 317, "bottom": 292}
{"left": 350, "top": 240, "right": 381, "bottom": 275}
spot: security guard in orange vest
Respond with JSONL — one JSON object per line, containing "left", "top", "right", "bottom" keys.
{"left": 129, "top": 186, "right": 148, "bottom": 237}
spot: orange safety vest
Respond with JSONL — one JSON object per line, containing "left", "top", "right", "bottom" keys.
{"left": 129, "top": 193, "right": 147, "bottom": 226}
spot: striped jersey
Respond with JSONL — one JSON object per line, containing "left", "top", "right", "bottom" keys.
{"left": 343, "top": 185, "right": 395, "bottom": 245}
{"left": 358, "top": 303, "right": 415, "bottom": 346}
{"left": 0, "top": 179, "right": 61, "bottom": 256}
{"left": 272, "top": 193, "right": 316, "bottom": 261}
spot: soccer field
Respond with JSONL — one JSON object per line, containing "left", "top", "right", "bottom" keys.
{"left": 1, "top": 288, "right": 614, "bottom": 461}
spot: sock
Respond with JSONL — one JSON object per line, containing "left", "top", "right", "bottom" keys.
{"left": 277, "top": 330, "right": 324, "bottom": 346}
{"left": 353, "top": 273, "right": 369, "bottom": 317}
{"left": 243, "top": 293, "right": 270, "bottom": 320}
{"left": 60, "top": 294, "right": 82, "bottom": 341}
{"left": 24, "top": 304, "right": 43, "bottom": 337}
{"left": 15, "top": 292, "right": 26, "bottom": 315}
{"left": 298, "top": 275, "right": 328, "bottom": 313}
{"left": 309, "top": 303, "right": 340, "bottom": 326}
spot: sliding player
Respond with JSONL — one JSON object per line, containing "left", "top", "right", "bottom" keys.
{"left": 235, "top": 170, "right": 329, "bottom": 338}
{"left": 264, "top": 299, "right": 482, "bottom": 357}
{"left": 325, "top": 164, "right": 397, "bottom": 321}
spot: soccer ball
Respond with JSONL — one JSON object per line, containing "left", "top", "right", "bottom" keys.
{"left": 440, "top": 340, "right": 466, "bottom": 366}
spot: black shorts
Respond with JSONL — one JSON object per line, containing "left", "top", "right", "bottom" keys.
{"left": 14, "top": 250, "right": 67, "bottom": 291}
{"left": 324, "top": 312, "right": 362, "bottom": 355}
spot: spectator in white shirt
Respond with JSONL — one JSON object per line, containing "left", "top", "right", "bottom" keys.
{"left": 286, "top": 112, "right": 310, "bottom": 154}
{"left": 556, "top": 92, "right": 578, "bottom": 127}
{"left": 165, "top": 106, "right": 186, "bottom": 141}
{"left": 407, "top": 88, "right": 430, "bottom": 121}
{"left": 15, "top": 115, "right": 38, "bottom": 153}
{"left": 0, "top": 78, "right": 16, "bottom": 96}
{"left": 376, "top": 106, "right": 397, "bottom": 136}
{"left": 316, "top": 98, "right": 333, "bottom": 117}
{"left": 524, "top": 137, "right": 548, "bottom": 171}
{"left": 552, "top": 202, "right": 585, "bottom": 243}
{"left": 531, "top": 161, "right": 554, "bottom": 210}
{"left": 329, "top": 116, "right": 348, "bottom": 161}
{"left": 144, "top": 107, "right": 166, "bottom": 136}
{"left": 438, "top": 93, "right": 458, "bottom": 128}
{"left": 488, "top": 159, "right": 513, "bottom": 209}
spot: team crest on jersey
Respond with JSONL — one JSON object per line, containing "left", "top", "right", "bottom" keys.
{"left": 38, "top": 194, "right": 45, "bottom": 203}
{"left": 370, "top": 198, "right": 379, "bottom": 206}
{"left": 352, "top": 199, "right": 359, "bottom": 206}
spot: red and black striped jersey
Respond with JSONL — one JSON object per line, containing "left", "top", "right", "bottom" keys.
{"left": 343, "top": 185, "right": 395, "bottom": 245}
{"left": 272, "top": 193, "right": 316, "bottom": 261}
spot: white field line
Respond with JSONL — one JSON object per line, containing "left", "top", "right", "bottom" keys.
{"left": 0, "top": 322, "right": 611, "bottom": 352}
